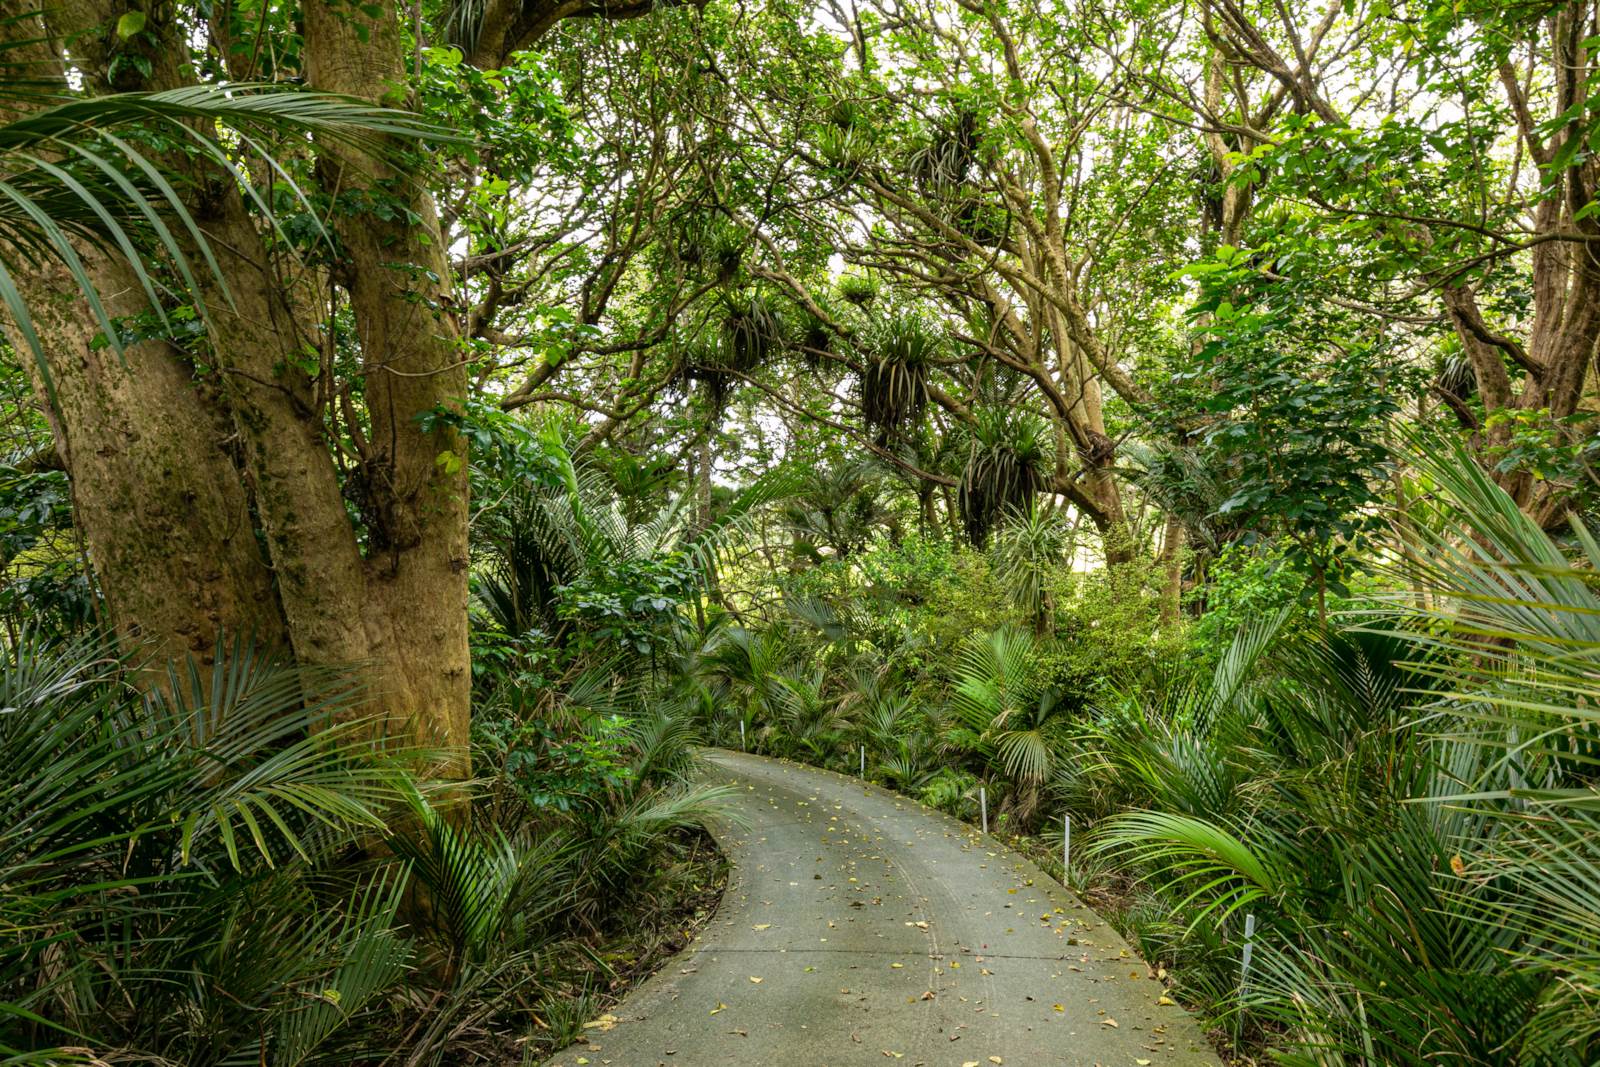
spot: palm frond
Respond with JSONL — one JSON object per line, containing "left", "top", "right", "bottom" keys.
{"left": 0, "top": 84, "right": 460, "bottom": 389}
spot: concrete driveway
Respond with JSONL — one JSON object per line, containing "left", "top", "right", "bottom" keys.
{"left": 545, "top": 749, "right": 1221, "bottom": 1067}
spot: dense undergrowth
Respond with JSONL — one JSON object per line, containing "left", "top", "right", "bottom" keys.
{"left": 6, "top": 0, "right": 1600, "bottom": 1063}
{"left": 0, "top": 419, "right": 753, "bottom": 1063}
{"left": 688, "top": 444, "right": 1600, "bottom": 1066}
{"left": 6, "top": 414, "right": 1600, "bottom": 1065}
{"left": 0, "top": 631, "right": 729, "bottom": 1064}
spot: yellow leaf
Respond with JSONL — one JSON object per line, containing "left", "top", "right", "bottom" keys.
{"left": 750, "top": 976, "right": 763, "bottom": 983}
{"left": 1052, "top": 1003, "right": 1064, "bottom": 1012}
{"left": 1158, "top": 995, "right": 1177, "bottom": 1006}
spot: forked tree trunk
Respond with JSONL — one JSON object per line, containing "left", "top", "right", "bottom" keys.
{"left": 0, "top": 13, "right": 286, "bottom": 683}
{"left": 4, "top": 0, "right": 470, "bottom": 774}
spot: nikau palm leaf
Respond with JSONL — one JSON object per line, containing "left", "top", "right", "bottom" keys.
{"left": 0, "top": 82, "right": 458, "bottom": 396}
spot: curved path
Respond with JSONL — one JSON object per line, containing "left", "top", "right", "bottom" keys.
{"left": 546, "top": 750, "right": 1220, "bottom": 1067}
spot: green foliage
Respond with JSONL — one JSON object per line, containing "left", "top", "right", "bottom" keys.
{"left": 1171, "top": 246, "right": 1402, "bottom": 596}
{"left": 1046, "top": 561, "right": 1189, "bottom": 702}
{"left": 0, "top": 465, "right": 93, "bottom": 633}
{"left": 733, "top": 422, "right": 1600, "bottom": 1063}
{"left": 990, "top": 503, "right": 1071, "bottom": 634}
{"left": 0, "top": 80, "right": 455, "bottom": 385}
{"left": 493, "top": 713, "right": 637, "bottom": 813}
{"left": 466, "top": 414, "right": 794, "bottom": 684}
{"left": 957, "top": 408, "right": 1050, "bottom": 547}
{"left": 1186, "top": 541, "right": 1311, "bottom": 664}
{"left": 14, "top": 0, "right": 1600, "bottom": 1062}
{"left": 0, "top": 635, "right": 416, "bottom": 1060}
{"left": 1483, "top": 407, "right": 1600, "bottom": 507}
{"left": 860, "top": 312, "right": 940, "bottom": 443}
{"left": 556, "top": 555, "right": 697, "bottom": 656}
{"left": 3, "top": 632, "right": 728, "bottom": 1062}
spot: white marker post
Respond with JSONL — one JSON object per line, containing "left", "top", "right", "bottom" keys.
{"left": 1239, "top": 913, "right": 1257, "bottom": 998}
{"left": 739, "top": 720, "right": 746, "bottom": 751}
{"left": 1063, "top": 814, "right": 1071, "bottom": 875}
{"left": 980, "top": 787, "right": 988, "bottom": 834}
{"left": 860, "top": 744, "right": 866, "bottom": 776}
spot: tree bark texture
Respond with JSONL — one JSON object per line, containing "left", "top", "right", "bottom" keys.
{"left": 3, "top": 0, "right": 473, "bottom": 772}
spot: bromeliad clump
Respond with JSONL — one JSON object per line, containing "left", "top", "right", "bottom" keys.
{"left": 678, "top": 293, "right": 787, "bottom": 412}
{"left": 958, "top": 408, "right": 1049, "bottom": 547}
{"left": 860, "top": 312, "right": 940, "bottom": 444}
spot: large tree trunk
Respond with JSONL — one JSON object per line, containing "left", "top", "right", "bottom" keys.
{"left": 6, "top": 258, "right": 289, "bottom": 676}
{"left": 0, "top": 6, "right": 287, "bottom": 684}
{"left": 3, "top": 0, "right": 471, "bottom": 772}
{"left": 300, "top": 0, "right": 473, "bottom": 768}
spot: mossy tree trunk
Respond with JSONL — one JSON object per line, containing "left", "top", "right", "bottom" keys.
{"left": 2, "top": 0, "right": 472, "bottom": 772}
{"left": 0, "top": 10, "right": 287, "bottom": 684}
